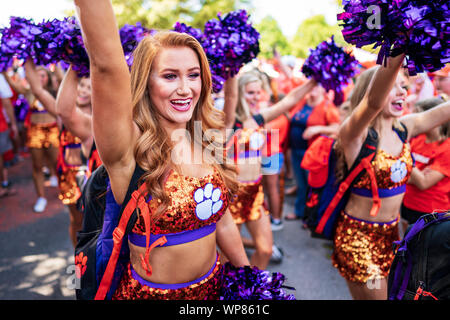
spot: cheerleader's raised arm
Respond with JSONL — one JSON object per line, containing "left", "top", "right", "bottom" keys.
{"left": 74, "top": 0, "right": 138, "bottom": 203}
{"left": 339, "top": 54, "right": 405, "bottom": 167}
{"left": 56, "top": 65, "right": 92, "bottom": 144}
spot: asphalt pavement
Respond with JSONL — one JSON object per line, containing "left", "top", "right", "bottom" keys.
{"left": 0, "top": 155, "right": 351, "bottom": 300}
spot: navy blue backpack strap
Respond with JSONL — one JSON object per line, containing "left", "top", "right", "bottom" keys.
{"left": 95, "top": 163, "right": 147, "bottom": 300}
{"left": 348, "top": 127, "right": 378, "bottom": 173}
{"left": 393, "top": 121, "right": 408, "bottom": 143}
{"left": 252, "top": 114, "right": 265, "bottom": 127}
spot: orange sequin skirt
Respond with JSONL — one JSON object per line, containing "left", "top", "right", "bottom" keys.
{"left": 332, "top": 211, "right": 399, "bottom": 283}
{"left": 26, "top": 122, "right": 60, "bottom": 149}
{"left": 58, "top": 167, "right": 85, "bottom": 205}
{"left": 112, "top": 255, "right": 222, "bottom": 300}
{"left": 229, "top": 176, "right": 269, "bottom": 225}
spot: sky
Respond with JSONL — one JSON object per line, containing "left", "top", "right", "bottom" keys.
{"left": 0, "top": 0, "right": 340, "bottom": 39}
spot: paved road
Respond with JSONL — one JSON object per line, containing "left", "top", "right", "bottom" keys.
{"left": 0, "top": 156, "right": 351, "bottom": 300}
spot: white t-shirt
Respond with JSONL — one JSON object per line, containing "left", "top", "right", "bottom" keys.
{"left": 0, "top": 74, "right": 13, "bottom": 99}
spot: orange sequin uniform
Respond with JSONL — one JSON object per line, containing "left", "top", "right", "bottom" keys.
{"left": 227, "top": 128, "right": 269, "bottom": 224}
{"left": 26, "top": 122, "right": 60, "bottom": 149}
{"left": 352, "top": 142, "right": 413, "bottom": 191}
{"left": 229, "top": 177, "right": 269, "bottom": 224}
{"left": 113, "top": 168, "right": 229, "bottom": 300}
{"left": 26, "top": 100, "right": 60, "bottom": 149}
{"left": 332, "top": 212, "right": 399, "bottom": 283}
{"left": 333, "top": 142, "right": 413, "bottom": 283}
{"left": 57, "top": 129, "right": 85, "bottom": 205}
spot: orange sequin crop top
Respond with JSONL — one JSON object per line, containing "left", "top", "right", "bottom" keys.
{"left": 124, "top": 166, "right": 229, "bottom": 278}
{"left": 227, "top": 127, "right": 267, "bottom": 162}
{"left": 352, "top": 142, "right": 414, "bottom": 197}
{"left": 130, "top": 167, "right": 229, "bottom": 237}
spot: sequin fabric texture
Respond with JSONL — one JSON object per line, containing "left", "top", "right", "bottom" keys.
{"left": 132, "top": 168, "right": 229, "bottom": 235}
{"left": 229, "top": 178, "right": 268, "bottom": 225}
{"left": 112, "top": 260, "right": 223, "bottom": 300}
{"left": 26, "top": 122, "right": 60, "bottom": 149}
{"left": 353, "top": 143, "right": 413, "bottom": 190}
{"left": 332, "top": 212, "right": 400, "bottom": 283}
{"left": 57, "top": 130, "right": 84, "bottom": 205}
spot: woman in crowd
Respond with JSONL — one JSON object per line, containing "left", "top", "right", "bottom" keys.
{"left": 401, "top": 96, "right": 450, "bottom": 227}
{"left": 223, "top": 71, "right": 316, "bottom": 269}
{"left": 23, "top": 60, "right": 60, "bottom": 213}
{"left": 74, "top": 0, "right": 250, "bottom": 300}
{"left": 55, "top": 65, "right": 96, "bottom": 247}
{"left": 332, "top": 54, "right": 450, "bottom": 300}
{"left": 286, "top": 82, "right": 340, "bottom": 222}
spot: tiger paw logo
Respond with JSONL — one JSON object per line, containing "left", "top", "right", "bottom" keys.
{"left": 390, "top": 160, "right": 407, "bottom": 183}
{"left": 306, "top": 193, "right": 319, "bottom": 208}
{"left": 194, "top": 183, "right": 223, "bottom": 220}
{"left": 75, "top": 252, "right": 87, "bottom": 279}
{"left": 249, "top": 131, "right": 265, "bottom": 150}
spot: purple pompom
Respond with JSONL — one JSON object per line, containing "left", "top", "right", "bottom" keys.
{"left": 14, "top": 94, "right": 30, "bottom": 122}
{"left": 337, "top": 0, "right": 450, "bottom": 75}
{"left": 173, "top": 22, "right": 206, "bottom": 43}
{"left": 301, "top": 36, "right": 359, "bottom": 106}
{"left": 0, "top": 16, "right": 39, "bottom": 71}
{"left": 202, "top": 10, "right": 260, "bottom": 92}
{"left": 120, "top": 22, "right": 154, "bottom": 68}
{"left": 219, "top": 263, "right": 295, "bottom": 300}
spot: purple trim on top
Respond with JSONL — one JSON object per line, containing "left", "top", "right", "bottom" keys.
{"left": 351, "top": 185, "right": 406, "bottom": 198}
{"left": 64, "top": 143, "right": 81, "bottom": 149}
{"left": 128, "top": 223, "right": 216, "bottom": 248}
{"left": 238, "top": 150, "right": 261, "bottom": 159}
{"left": 130, "top": 253, "right": 218, "bottom": 290}
{"left": 31, "top": 109, "right": 48, "bottom": 114}
{"left": 343, "top": 211, "right": 399, "bottom": 225}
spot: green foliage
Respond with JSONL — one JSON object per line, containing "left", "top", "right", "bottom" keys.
{"left": 188, "top": 0, "right": 252, "bottom": 29}
{"left": 290, "top": 15, "right": 346, "bottom": 58}
{"left": 255, "top": 15, "right": 291, "bottom": 59}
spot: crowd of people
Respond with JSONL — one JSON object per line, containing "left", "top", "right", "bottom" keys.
{"left": 1, "top": 0, "right": 449, "bottom": 301}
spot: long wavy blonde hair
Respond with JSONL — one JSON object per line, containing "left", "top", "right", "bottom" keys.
{"left": 235, "top": 72, "right": 262, "bottom": 123}
{"left": 130, "top": 31, "right": 238, "bottom": 220}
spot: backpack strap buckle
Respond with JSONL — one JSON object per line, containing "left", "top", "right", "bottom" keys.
{"left": 422, "top": 213, "right": 439, "bottom": 224}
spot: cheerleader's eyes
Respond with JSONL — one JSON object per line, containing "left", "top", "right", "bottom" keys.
{"left": 164, "top": 74, "right": 177, "bottom": 80}
{"left": 189, "top": 73, "right": 200, "bottom": 79}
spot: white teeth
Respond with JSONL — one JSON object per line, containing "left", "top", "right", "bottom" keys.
{"left": 172, "top": 99, "right": 191, "bottom": 104}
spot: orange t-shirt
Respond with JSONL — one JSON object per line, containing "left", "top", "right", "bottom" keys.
{"left": 306, "top": 99, "right": 340, "bottom": 146}
{"left": 288, "top": 98, "right": 340, "bottom": 150}
{"left": 403, "top": 135, "right": 450, "bottom": 213}
{"left": 264, "top": 113, "right": 290, "bottom": 157}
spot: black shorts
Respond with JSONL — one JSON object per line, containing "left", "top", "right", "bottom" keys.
{"left": 401, "top": 204, "right": 429, "bottom": 225}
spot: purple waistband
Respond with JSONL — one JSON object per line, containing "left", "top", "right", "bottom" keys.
{"left": 64, "top": 144, "right": 81, "bottom": 149}
{"left": 128, "top": 223, "right": 216, "bottom": 248}
{"left": 130, "top": 253, "right": 218, "bottom": 290}
{"left": 351, "top": 185, "right": 406, "bottom": 198}
{"left": 343, "top": 211, "right": 399, "bottom": 225}
{"left": 31, "top": 109, "right": 48, "bottom": 114}
{"left": 237, "top": 150, "right": 261, "bottom": 159}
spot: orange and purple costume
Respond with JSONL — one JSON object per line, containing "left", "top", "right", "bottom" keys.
{"left": 26, "top": 100, "right": 59, "bottom": 149}
{"left": 227, "top": 124, "right": 269, "bottom": 225}
{"left": 112, "top": 168, "right": 230, "bottom": 300}
{"left": 332, "top": 139, "right": 414, "bottom": 283}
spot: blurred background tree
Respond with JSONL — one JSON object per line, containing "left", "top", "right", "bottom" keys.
{"left": 290, "top": 15, "right": 346, "bottom": 58}
{"left": 255, "top": 16, "right": 291, "bottom": 59}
